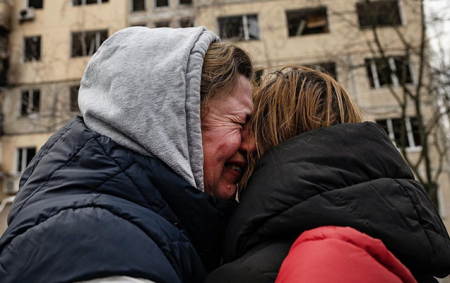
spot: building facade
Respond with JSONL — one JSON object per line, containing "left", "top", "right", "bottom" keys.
{"left": 0, "top": 0, "right": 449, "bottom": 245}
{"left": 0, "top": 0, "right": 129, "bottom": 232}
{"left": 0, "top": 0, "right": 127, "bottom": 195}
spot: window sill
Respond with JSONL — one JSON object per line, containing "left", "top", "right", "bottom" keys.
{"left": 288, "top": 32, "right": 330, "bottom": 38}
{"left": 395, "top": 146, "right": 422, "bottom": 153}
{"left": 19, "top": 113, "right": 40, "bottom": 119}
{"left": 370, "top": 83, "right": 415, "bottom": 90}
{"left": 359, "top": 24, "right": 403, "bottom": 30}
{"left": 405, "top": 146, "right": 422, "bottom": 153}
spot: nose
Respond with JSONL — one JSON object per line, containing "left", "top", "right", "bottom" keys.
{"left": 240, "top": 123, "right": 256, "bottom": 154}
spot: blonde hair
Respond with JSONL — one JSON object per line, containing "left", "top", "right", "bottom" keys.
{"left": 200, "top": 42, "right": 253, "bottom": 115}
{"left": 240, "top": 66, "right": 363, "bottom": 188}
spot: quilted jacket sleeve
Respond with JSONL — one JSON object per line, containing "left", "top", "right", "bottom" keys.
{"left": 275, "top": 226, "right": 417, "bottom": 283}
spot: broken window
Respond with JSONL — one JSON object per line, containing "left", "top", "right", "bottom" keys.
{"left": 21, "top": 89, "right": 40, "bottom": 116}
{"left": 286, "top": 7, "right": 329, "bottom": 37}
{"left": 71, "top": 30, "right": 108, "bottom": 57}
{"left": 365, "top": 56, "right": 412, "bottom": 88}
{"left": 155, "top": 0, "right": 168, "bottom": 7}
{"left": 24, "top": 36, "right": 41, "bottom": 62}
{"left": 377, "top": 117, "right": 421, "bottom": 149}
{"left": 27, "top": 0, "right": 43, "bottom": 9}
{"left": 218, "top": 14, "right": 259, "bottom": 41}
{"left": 357, "top": 0, "right": 402, "bottom": 28}
{"left": 131, "top": 0, "right": 146, "bottom": 11}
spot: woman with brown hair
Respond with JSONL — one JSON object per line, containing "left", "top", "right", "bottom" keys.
{"left": 206, "top": 66, "right": 450, "bottom": 283}
{"left": 0, "top": 27, "right": 254, "bottom": 283}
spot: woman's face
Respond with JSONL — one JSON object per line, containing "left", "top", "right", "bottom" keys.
{"left": 201, "top": 75, "right": 254, "bottom": 199}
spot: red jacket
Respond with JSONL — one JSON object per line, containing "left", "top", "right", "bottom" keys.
{"left": 276, "top": 226, "right": 417, "bottom": 283}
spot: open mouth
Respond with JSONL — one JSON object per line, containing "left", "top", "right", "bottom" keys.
{"left": 225, "top": 164, "right": 243, "bottom": 174}
{"left": 225, "top": 162, "right": 246, "bottom": 176}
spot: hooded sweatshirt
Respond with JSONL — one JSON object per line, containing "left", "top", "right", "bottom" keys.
{"left": 80, "top": 26, "right": 219, "bottom": 192}
{"left": 0, "top": 27, "right": 235, "bottom": 283}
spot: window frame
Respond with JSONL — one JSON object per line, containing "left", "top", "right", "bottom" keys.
{"left": 286, "top": 6, "right": 330, "bottom": 37}
{"left": 26, "top": 0, "right": 44, "bottom": 9}
{"left": 218, "top": 14, "right": 260, "bottom": 41}
{"left": 377, "top": 117, "right": 422, "bottom": 151}
{"left": 15, "top": 147, "right": 36, "bottom": 174}
{"left": 154, "top": 0, "right": 169, "bottom": 8}
{"left": 20, "top": 89, "right": 40, "bottom": 117}
{"left": 23, "top": 35, "right": 41, "bottom": 62}
{"left": 356, "top": 0, "right": 403, "bottom": 29}
{"left": 365, "top": 56, "right": 414, "bottom": 89}
{"left": 179, "top": 0, "right": 192, "bottom": 5}
{"left": 72, "top": 0, "right": 109, "bottom": 6}
{"left": 130, "top": 0, "right": 146, "bottom": 12}
{"left": 70, "top": 29, "right": 108, "bottom": 58}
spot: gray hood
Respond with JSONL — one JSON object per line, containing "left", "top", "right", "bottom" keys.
{"left": 79, "top": 27, "right": 219, "bottom": 191}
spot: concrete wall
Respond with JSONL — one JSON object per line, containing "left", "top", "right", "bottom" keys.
{"left": 0, "top": 0, "right": 128, "bottom": 192}
{"left": 8, "top": 0, "right": 128, "bottom": 84}
{"left": 0, "top": 0, "right": 128, "bottom": 164}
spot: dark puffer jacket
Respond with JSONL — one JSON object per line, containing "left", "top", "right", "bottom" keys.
{"left": 206, "top": 122, "right": 450, "bottom": 283}
{"left": 0, "top": 117, "right": 235, "bottom": 283}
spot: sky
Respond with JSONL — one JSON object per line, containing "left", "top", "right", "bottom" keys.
{"left": 425, "top": 0, "right": 450, "bottom": 65}
{"left": 425, "top": 0, "right": 450, "bottom": 172}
